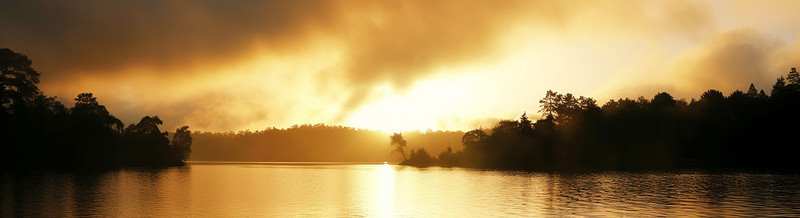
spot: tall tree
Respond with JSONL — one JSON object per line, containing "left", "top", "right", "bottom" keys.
{"left": 172, "top": 126, "right": 193, "bottom": 163}
{"left": 700, "top": 89, "right": 725, "bottom": 103}
{"left": 519, "top": 112, "right": 533, "bottom": 134}
{"left": 746, "top": 83, "right": 758, "bottom": 97}
{"left": 538, "top": 90, "right": 559, "bottom": 116}
{"left": 652, "top": 92, "right": 676, "bottom": 109}
{"left": 390, "top": 133, "right": 408, "bottom": 161}
{"left": 772, "top": 76, "right": 787, "bottom": 97}
{"left": 71, "top": 93, "right": 123, "bottom": 132}
{"left": 0, "top": 48, "right": 41, "bottom": 114}
{"left": 121, "top": 116, "right": 171, "bottom": 165}
{"left": 787, "top": 68, "right": 799, "bottom": 86}
{"left": 462, "top": 129, "right": 488, "bottom": 152}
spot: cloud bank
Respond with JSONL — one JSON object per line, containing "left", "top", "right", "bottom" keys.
{"left": 1, "top": 0, "right": 799, "bottom": 131}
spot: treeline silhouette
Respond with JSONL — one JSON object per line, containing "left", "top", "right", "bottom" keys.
{"left": 192, "top": 124, "right": 462, "bottom": 162}
{"left": 399, "top": 68, "right": 800, "bottom": 170}
{"left": 0, "top": 48, "right": 192, "bottom": 169}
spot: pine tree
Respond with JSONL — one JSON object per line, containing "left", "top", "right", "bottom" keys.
{"left": 519, "top": 112, "right": 533, "bottom": 135}
{"left": 747, "top": 83, "right": 758, "bottom": 97}
{"left": 538, "top": 90, "right": 559, "bottom": 116}
{"left": 787, "top": 68, "right": 799, "bottom": 86}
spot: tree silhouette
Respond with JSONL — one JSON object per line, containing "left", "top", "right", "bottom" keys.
{"left": 787, "top": 68, "right": 799, "bottom": 86}
{"left": 772, "top": 76, "right": 788, "bottom": 97}
{"left": 172, "top": 126, "right": 193, "bottom": 163}
{"left": 700, "top": 89, "right": 725, "bottom": 103}
{"left": 0, "top": 48, "right": 192, "bottom": 169}
{"left": 390, "top": 133, "right": 408, "bottom": 161}
{"left": 71, "top": 93, "right": 123, "bottom": 132}
{"left": 404, "top": 147, "right": 434, "bottom": 167}
{"left": 747, "top": 83, "right": 758, "bottom": 97}
{"left": 0, "top": 48, "right": 40, "bottom": 114}
{"left": 398, "top": 67, "right": 800, "bottom": 171}
{"left": 538, "top": 90, "right": 559, "bottom": 116}
{"left": 121, "top": 116, "right": 182, "bottom": 166}
{"left": 652, "top": 92, "right": 676, "bottom": 109}
{"left": 462, "top": 129, "right": 488, "bottom": 152}
{"left": 519, "top": 112, "right": 534, "bottom": 135}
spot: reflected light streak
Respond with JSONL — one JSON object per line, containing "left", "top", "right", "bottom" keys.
{"left": 372, "top": 164, "right": 396, "bottom": 217}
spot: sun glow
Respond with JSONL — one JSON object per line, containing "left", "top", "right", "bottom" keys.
{"left": 346, "top": 76, "right": 470, "bottom": 133}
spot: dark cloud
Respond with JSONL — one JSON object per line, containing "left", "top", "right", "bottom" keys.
{"left": 0, "top": 0, "right": 340, "bottom": 77}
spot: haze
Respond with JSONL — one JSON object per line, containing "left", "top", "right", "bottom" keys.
{"left": 2, "top": 0, "right": 800, "bottom": 132}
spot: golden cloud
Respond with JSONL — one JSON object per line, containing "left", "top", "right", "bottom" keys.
{"left": 6, "top": 0, "right": 795, "bottom": 131}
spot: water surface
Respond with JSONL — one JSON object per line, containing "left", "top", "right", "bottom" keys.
{"left": 3, "top": 163, "right": 800, "bottom": 216}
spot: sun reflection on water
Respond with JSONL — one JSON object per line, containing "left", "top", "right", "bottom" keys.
{"left": 371, "top": 164, "right": 396, "bottom": 217}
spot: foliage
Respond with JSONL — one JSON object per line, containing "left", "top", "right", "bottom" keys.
{"left": 190, "top": 124, "right": 462, "bottom": 162}
{"left": 0, "top": 48, "right": 40, "bottom": 114}
{"left": 172, "top": 126, "right": 193, "bottom": 162}
{"left": 401, "top": 148, "right": 435, "bottom": 167}
{"left": 401, "top": 67, "right": 800, "bottom": 171}
{"left": 390, "top": 133, "right": 408, "bottom": 161}
{"left": 0, "top": 48, "right": 191, "bottom": 169}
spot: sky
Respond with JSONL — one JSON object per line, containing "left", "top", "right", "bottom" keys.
{"left": 2, "top": 0, "right": 800, "bottom": 132}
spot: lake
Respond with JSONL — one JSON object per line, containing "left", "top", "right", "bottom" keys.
{"left": 3, "top": 163, "right": 800, "bottom": 216}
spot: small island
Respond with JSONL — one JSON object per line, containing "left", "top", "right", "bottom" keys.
{"left": 0, "top": 48, "right": 192, "bottom": 169}
{"left": 395, "top": 67, "right": 800, "bottom": 171}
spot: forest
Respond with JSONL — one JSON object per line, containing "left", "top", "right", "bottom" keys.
{"left": 0, "top": 48, "right": 192, "bottom": 169}
{"left": 397, "top": 68, "right": 800, "bottom": 171}
{"left": 191, "top": 125, "right": 462, "bottom": 162}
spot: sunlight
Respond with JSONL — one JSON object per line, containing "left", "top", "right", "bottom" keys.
{"left": 6, "top": 0, "right": 800, "bottom": 216}
{"left": 372, "top": 164, "right": 396, "bottom": 217}
{"left": 346, "top": 76, "right": 470, "bottom": 132}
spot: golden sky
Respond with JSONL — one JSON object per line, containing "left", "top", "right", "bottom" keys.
{"left": 2, "top": 0, "right": 800, "bottom": 132}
